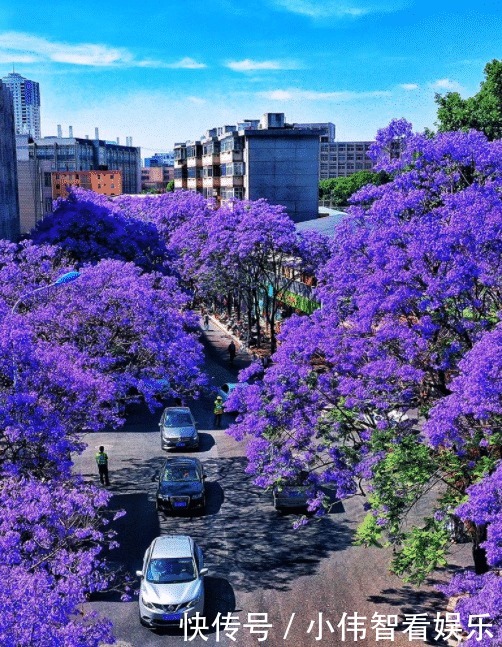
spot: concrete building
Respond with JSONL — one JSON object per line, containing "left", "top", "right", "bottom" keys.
{"left": 2, "top": 72, "right": 41, "bottom": 139}
{"left": 0, "top": 81, "right": 20, "bottom": 240}
{"left": 51, "top": 170, "right": 122, "bottom": 200}
{"left": 141, "top": 166, "right": 173, "bottom": 192}
{"left": 174, "top": 113, "right": 320, "bottom": 223}
{"left": 15, "top": 127, "right": 140, "bottom": 233}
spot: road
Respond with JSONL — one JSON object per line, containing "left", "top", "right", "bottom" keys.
{"left": 73, "top": 321, "right": 471, "bottom": 647}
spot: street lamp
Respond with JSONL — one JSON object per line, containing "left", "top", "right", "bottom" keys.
{"left": 10, "top": 271, "right": 80, "bottom": 387}
{"left": 11, "top": 271, "right": 80, "bottom": 315}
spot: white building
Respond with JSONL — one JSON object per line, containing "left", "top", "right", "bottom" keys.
{"left": 1, "top": 72, "right": 41, "bottom": 139}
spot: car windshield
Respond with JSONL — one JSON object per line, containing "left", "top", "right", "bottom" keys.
{"left": 163, "top": 467, "right": 199, "bottom": 482}
{"left": 146, "top": 557, "right": 196, "bottom": 584}
{"left": 163, "top": 412, "right": 193, "bottom": 427}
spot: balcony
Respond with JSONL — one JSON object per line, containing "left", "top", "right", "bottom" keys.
{"left": 202, "top": 153, "right": 220, "bottom": 165}
{"left": 187, "top": 157, "right": 202, "bottom": 167}
{"left": 219, "top": 150, "right": 243, "bottom": 163}
{"left": 203, "top": 177, "right": 220, "bottom": 188}
{"left": 187, "top": 177, "right": 203, "bottom": 190}
{"left": 220, "top": 175, "right": 243, "bottom": 187}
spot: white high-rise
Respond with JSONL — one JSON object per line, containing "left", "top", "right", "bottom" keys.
{"left": 2, "top": 72, "right": 41, "bottom": 139}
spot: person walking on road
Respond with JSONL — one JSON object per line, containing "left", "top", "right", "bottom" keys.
{"left": 95, "top": 445, "right": 110, "bottom": 486}
{"left": 203, "top": 313, "right": 210, "bottom": 331}
{"left": 228, "top": 341, "right": 236, "bottom": 365}
{"left": 213, "top": 396, "right": 224, "bottom": 429}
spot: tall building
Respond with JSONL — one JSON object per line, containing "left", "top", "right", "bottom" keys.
{"left": 2, "top": 72, "right": 41, "bottom": 139}
{"left": 0, "top": 81, "right": 20, "bottom": 240}
{"left": 174, "top": 113, "right": 320, "bottom": 223}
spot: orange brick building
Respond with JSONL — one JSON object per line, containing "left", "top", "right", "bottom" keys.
{"left": 51, "top": 170, "right": 122, "bottom": 199}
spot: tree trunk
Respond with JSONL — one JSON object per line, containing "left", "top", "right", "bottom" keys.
{"left": 253, "top": 291, "right": 261, "bottom": 347}
{"left": 472, "top": 524, "right": 489, "bottom": 575}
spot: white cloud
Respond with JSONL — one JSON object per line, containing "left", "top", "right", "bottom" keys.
{"left": 431, "top": 78, "right": 463, "bottom": 91}
{"left": 166, "top": 57, "right": 207, "bottom": 69}
{"left": 0, "top": 31, "right": 206, "bottom": 69}
{"left": 226, "top": 58, "right": 299, "bottom": 71}
{"left": 399, "top": 83, "right": 419, "bottom": 90}
{"left": 270, "top": 0, "right": 409, "bottom": 19}
{"left": 259, "top": 88, "right": 391, "bottom": 101}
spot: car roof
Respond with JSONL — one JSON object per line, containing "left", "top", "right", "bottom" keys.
{"left": 163, "top": 407, "right": 191, "bottom": 413}
{"left": 151, "top": 535, "right": 194, "bottom": 559}
{"left": 162, "top": 456, "right": 202, "bottom": 469}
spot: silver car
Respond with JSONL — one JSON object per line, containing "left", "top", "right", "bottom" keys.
{"left": 137, "top": 535, "right": 207, "bottom": 627}
{"left": 159, "top": 407, "right": 199, "bottom": 451}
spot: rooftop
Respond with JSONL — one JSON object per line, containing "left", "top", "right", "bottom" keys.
{"left": 152, "top": 535, "right": 193, "bottom": 559}
{"left": 295, "top": 210, "right": 347, "bottom": 237}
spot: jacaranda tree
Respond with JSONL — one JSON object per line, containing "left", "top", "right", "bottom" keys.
{"left": 0, "top": 234, "right": 206, "bottom": 644}
{"left": 31, "top": 188, "right": 170, "bottom": 273}
{"left": 228, "top": 120, "right": 502, "bottom": 644}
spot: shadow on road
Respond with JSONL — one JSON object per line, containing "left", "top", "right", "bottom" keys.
{"left": 107, "top": 454, "right": 355, "bottom": 596}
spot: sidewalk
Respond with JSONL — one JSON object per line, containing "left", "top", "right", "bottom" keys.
{"left": 199, "top": 315, "right": 252, "bottom": 388}
{"left": 204, "top": 313, "right": 272, "bottom": 364}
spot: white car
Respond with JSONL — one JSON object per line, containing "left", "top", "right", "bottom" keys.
{"left": 137, "top": 535, "right": 207, "bottom": 628}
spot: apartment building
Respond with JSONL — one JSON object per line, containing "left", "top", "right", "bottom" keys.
{"left": 0, "top": 80, "right": 20, "bottom": 240}
{"left": 175, "top": 113, "right": 320, "bottom": 223}
{"left": 2, "top": 72, "right": 41, "bottom": 139}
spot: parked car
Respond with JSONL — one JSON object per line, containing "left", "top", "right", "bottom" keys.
{"left": 273, "top": 483, "right": 310, "bottom": 512}
{"left": 155, "top": 457, "right": 206, "bottom": 514}
{"left": 159, "top": 406, "right": 199, "bottom": 451}
{"left": 137, "top": 535, "right": 207, "bottom": 628}
{"left": 216, "top": 382, "right": 248, "bottom": 413}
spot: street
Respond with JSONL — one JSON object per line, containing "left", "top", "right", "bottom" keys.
{"left": 73, "top": 321, "right": 471, "bottom": 647}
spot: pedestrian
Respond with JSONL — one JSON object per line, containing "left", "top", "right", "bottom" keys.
{"left": 228, "top": 341, "right": 236, "bottom": 365}
{"left": 203, "top": 313, "right": 210, "bottom": 331}
{"left": 95, "top": 445, "right": 110, "bottom": 486}
{"left": 213, "top": 396, "right": 224, "bottom": 429}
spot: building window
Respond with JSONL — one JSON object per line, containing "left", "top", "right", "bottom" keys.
{"left": 44, "top": 172, "right": 51, "bottom": 187}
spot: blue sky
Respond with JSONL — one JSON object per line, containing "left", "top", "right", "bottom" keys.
{"left": 0, "top": 0, "right": 500, "bottom": 156}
